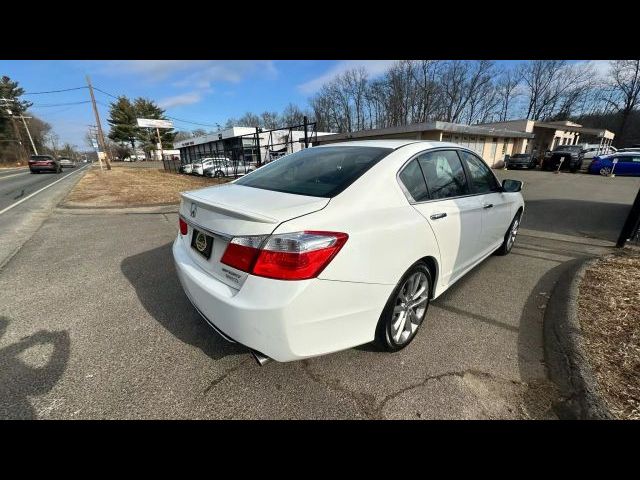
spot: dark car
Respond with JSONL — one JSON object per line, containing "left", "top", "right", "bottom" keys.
{"left": 589, "top": 152, "right": 640, "bottom": 176}
{"left": 505, "top": 153, "right": 537, "bottom": 169}
{"left": 541, "top": 145, "right": 582, "bottom": 172}
{"left": 28, "top": 154, "right": 62, "bottom": 174}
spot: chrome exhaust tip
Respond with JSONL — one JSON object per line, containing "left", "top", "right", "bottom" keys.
{"left": 250, "top": 349, "right": 271, "bottom": 366}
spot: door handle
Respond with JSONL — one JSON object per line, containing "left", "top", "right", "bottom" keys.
{"left": 430, "top": 213, "right": 447, "bottom": 220}
{"left": 483, "top": 203, "right": 494, "bottom": 209}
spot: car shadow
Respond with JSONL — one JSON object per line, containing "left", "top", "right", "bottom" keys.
{"left": 120, "top": 242, "right": 245, "bottom": 361}
{"left": 521, "top": 199, "right": 631, "bottom": 242}
{"left": 0, "top": 316, "right": 70, "bottom": 419}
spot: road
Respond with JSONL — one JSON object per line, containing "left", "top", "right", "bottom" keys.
{"left": 0, "top": 164, "right": 90, "bottom": 268}
{"left": 0, "top": 169, "right": 638, "bottom": 419}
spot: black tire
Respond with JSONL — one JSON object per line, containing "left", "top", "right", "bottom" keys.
{"left": 495, "top": 211, "right": 522, "bottom": 256}
{"left": 374, "top": 262, "right": 432, "bottom": 352}
{"left": 214, "top": 170, "right": 224, "bottom": 178}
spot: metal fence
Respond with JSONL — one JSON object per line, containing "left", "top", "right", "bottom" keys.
{"left": 168, "top": 118, "right": 318, "bottom": 177}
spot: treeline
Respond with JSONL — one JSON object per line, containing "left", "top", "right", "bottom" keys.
{"left": 308, "top": 60, "right": 640, "bottom": 147}
{"left": 208, "top": 60, "right": 640, "bottom": 148}
{"left": 0, "top": 76, "right": 73, "bottom": 164}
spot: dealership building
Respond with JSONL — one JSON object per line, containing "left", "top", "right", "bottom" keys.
{"left": 476, "top": 119, "right": 616, "bottom": 157}
{"left": 307, "top": 119, "right": 615, "bottom": 168}
{"left": 307, "top": 121, "right": 534, "bottom": 167}
{"left": 175, "top": 126, "right": 332, "bottom": 165}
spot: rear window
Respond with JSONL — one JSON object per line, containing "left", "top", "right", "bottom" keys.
{"left": 234, "top": 146, "right": 393, "bottom": 197}
{"left": 30, "top": 155, "right": 53, "bottom": 160}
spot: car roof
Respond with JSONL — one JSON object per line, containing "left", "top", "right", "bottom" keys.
{"left": 315, "top": 139, "right": 462, "bottom": 150}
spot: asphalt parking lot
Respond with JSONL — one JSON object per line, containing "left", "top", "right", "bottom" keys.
{"left": 0, "top": 169, "right": 638, "bottom": 419}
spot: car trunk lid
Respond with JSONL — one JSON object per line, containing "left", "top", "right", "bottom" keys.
{"left": 178, "top": 184, "right": 329, "bottom": 289}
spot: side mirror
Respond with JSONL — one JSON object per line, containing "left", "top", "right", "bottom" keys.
{"left": 502, "top": 179, "right": 523, "bottom": 192}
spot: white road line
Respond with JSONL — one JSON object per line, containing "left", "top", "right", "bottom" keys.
{"left": 0, "top": 171, "right": 30, "bottom": 181}
{"left": 0, "top": 165, "right": 90, "bottom": 216}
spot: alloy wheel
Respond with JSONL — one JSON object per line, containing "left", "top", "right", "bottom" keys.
{"left": 390, "top": 271, "right": 429, "bottom": 345}
{"left": 506, "top": 217, "right": 520, "bottom": 250}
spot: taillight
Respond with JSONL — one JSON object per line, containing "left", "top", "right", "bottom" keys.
{"left": 220, "top": 235, "right": 266, "bottom": 272}
{"left": 221, "top": 231, "right": 348, "bottom": 281}
{"left": 179, "top": 218, "right": 188, "bottom": 235}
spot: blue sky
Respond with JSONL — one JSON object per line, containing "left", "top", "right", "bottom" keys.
{"left": 0, "top": 60, "right": 606, "bottom": 148}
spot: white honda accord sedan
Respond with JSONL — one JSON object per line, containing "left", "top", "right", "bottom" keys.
{"left": 173, "top": 140, "right": 524, "bottom": 364}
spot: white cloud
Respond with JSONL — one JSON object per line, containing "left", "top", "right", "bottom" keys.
{"left": 297, "top": 60, "right": 397, "bottom": 94}
{"left": 158, "top": 91, "right": 207, "bottom": 109}
{"left": 93, "top": 60, "right": 278, "bottom": 87}
{"left": 173, "top": 61, "right": 277, "bottom": 89}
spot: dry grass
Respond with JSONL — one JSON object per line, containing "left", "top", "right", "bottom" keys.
{"left": 577, "top": 250, "right": 640, "bottom": 419}
{"left": 64, "top": 164, "right": 229, "bottom": 207}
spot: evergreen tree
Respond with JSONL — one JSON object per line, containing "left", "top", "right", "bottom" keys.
{"left": 107, "top": 96, "right": 139, "bottom": 153}
{"left": 0, "top": 76, "right": 33, "bottom": 161}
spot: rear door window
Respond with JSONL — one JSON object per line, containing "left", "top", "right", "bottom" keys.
{"left": 458, "top": 150, "right": 500, "bottom": 194}
{"left": 398, "top": 159, "right": 429, "bottom": 202}
{"left": 417, "top": 150, "right": 470, "bottom": 200}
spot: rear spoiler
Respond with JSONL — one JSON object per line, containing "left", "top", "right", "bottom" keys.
{"left": 181, "top": 192, "right": 279, "bottom": 224}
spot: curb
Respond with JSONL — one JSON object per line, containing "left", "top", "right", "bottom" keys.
{"left": 55, "top": 204, "right": 179, "bottom": 215}
{"left": 543, "top": 257, "right": 614, "bottom": 419}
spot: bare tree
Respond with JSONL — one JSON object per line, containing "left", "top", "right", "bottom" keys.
{"left": 496, "top": 68, "right": 522, "bottom": 121}
{"left": 260, "top": 111, "right": 280, "bottom": 129}
{"left": 606, "top": 60, "right": 640, "bottom": 144}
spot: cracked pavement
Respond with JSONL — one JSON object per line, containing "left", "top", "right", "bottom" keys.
{"left": 0, "top": 170, "right": 637, "bottom": 419}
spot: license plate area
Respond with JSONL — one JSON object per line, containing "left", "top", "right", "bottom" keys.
{"left": 191, "top": 228, "right": 214, "bottom": 260}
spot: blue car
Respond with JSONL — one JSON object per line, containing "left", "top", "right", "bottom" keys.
{"left": 588, "top": 152, "right": 640, "bottom": 176}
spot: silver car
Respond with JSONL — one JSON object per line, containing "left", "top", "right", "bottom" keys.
{"left": 204, "top": 159, "right": 255, "bottom": 178}
{"left": 59, "top": 157, "right": 77, "bottom": 168}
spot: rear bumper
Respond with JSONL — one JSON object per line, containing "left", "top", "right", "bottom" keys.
{"left": 172, "top": 236, "right": 392, "bottom": 362}
{"left": 29, "top": 165, "right": 57, "bottom": 172}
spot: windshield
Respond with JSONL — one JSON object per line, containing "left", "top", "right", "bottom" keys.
{"left": 511, "top": 154, "right": 529, "bottom": 158}
{"left": 234, "top": 146, "right": 393, "bottom": 197}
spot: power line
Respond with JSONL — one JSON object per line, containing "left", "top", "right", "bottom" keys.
{"left": 24, "top": 86, "right": 87, "bottom": 95}
{"left": 93, "top": 86, "right": 119, "bottom": 99}
{"left": 79, "top": 86, "right": 219, "bottom": 130}
{"left": 166, "top": 115, "right": 218, "bottom": 128}
{"left": 31, "top": 101, "right": 91, "bottom": 108}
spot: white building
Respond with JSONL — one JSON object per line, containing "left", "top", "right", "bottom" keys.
{"left": 175, "top": 126, "right": 332, "bottom": 165}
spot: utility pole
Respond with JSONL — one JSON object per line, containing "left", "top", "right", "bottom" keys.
{"left": 17, "top": 115, "right": 37, "bottom": 155}
{"left": 86, "top": 75, "right": 111, "bottom": 170}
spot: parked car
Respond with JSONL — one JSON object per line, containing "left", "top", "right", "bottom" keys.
{"left": 181, "top": 163, "right": 194, "bottom": 174}
{"left": 588, "top": 152, "right": 640, "bottom": 176}
{"left": 505, "top": 153, "right": 537, "bottom": 169}
{"left": 580, "top": 144, "right": 617, "bottom": 160}
{"left": 204, "top": 159, "right": 254, "bottom": 178}
{"left": 28, "top": 154, "right": 62, "bottom": 174}
{"left": 190, "top": 157, "right": 227, "bottom": 176}
{"left": 541, "top": 145, "right": 582, "bottom": 172}
{"left": 58, "top": 157, "right": 77, "bottom": 168}
{"left": 173, "top": 140, "right": 524, "bottom": 364}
